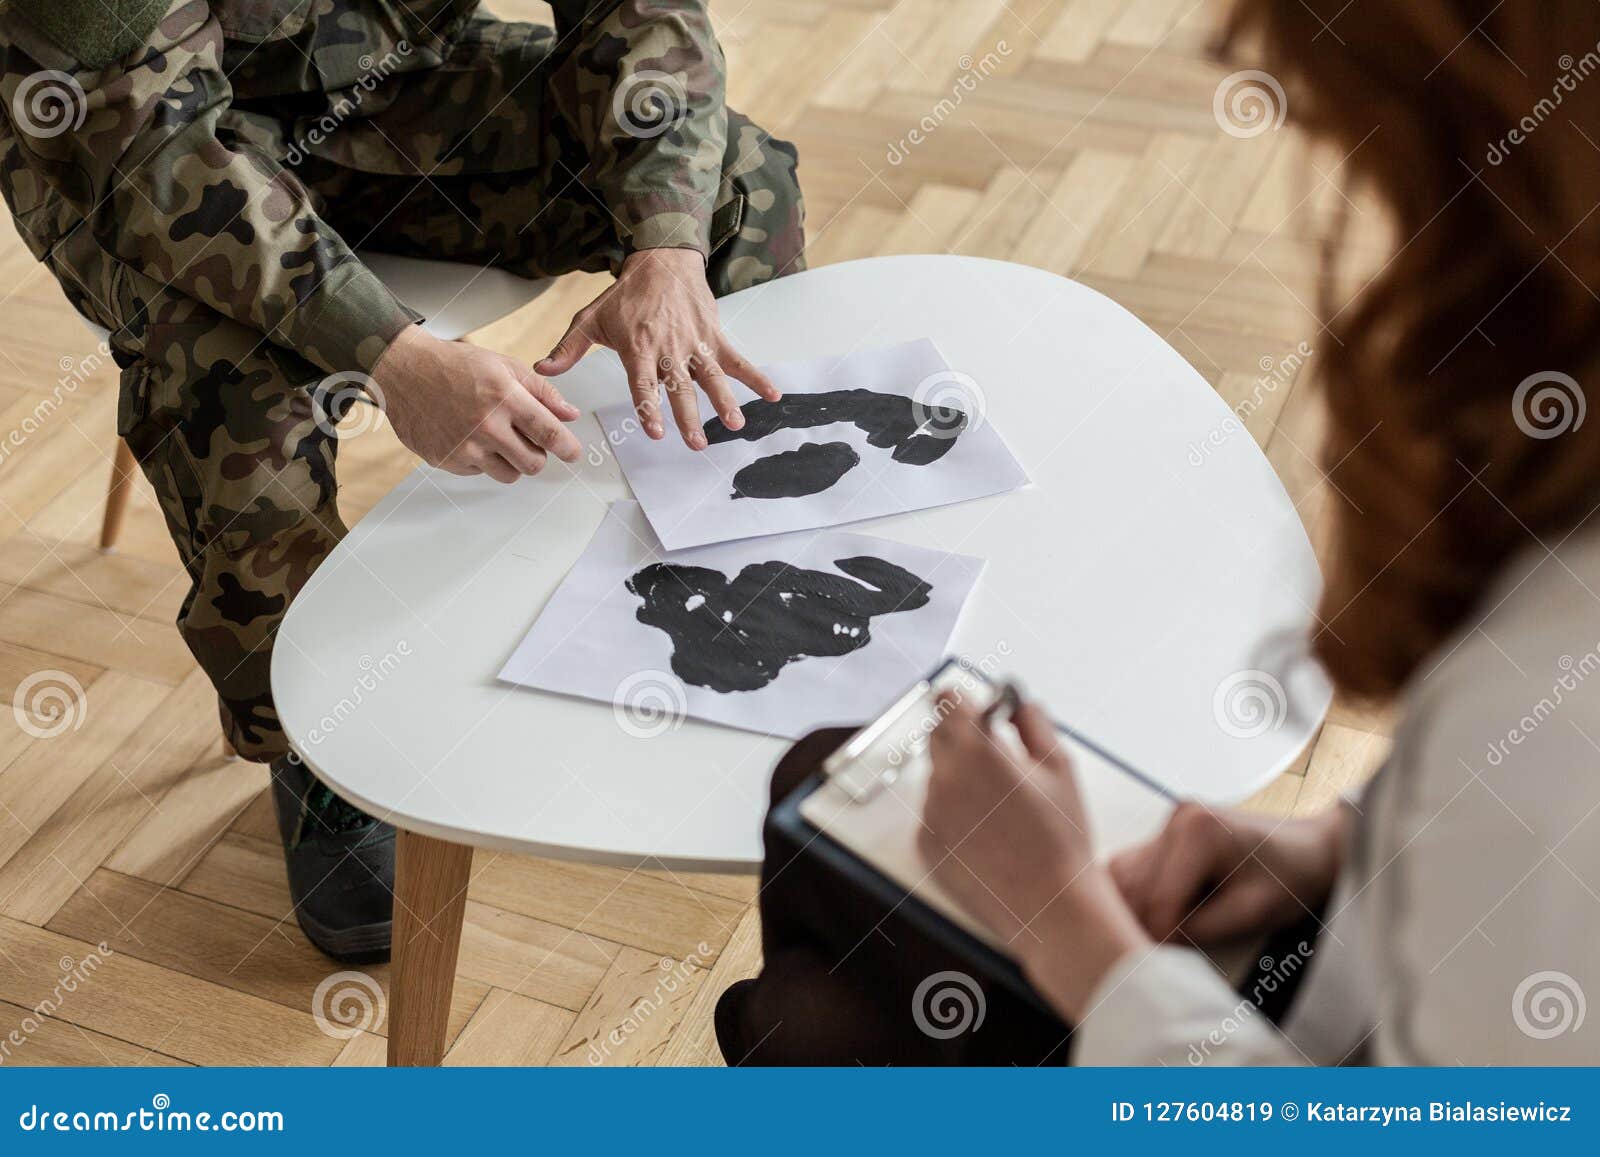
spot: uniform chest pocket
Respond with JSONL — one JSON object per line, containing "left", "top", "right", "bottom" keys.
{"left": 216, "top": 0, "right": 315, "bottom": 43}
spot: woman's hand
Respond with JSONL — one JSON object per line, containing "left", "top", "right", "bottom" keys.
{"left": 919, "top": 695, "right": 1148, "bottom": 1023}
{"left": 1110, "top": 803, "right": 1349, "bottom": 946}
{"left": 536, "top": 248, "right": 780, "bottom": 449}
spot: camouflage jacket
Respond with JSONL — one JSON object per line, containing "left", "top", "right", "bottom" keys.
{"left": 0, "top": 0, "right": 727, "bottom": 374}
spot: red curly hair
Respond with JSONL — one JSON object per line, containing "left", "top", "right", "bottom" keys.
{"left": 1221, "top": 0, "right": 1600, "bottom": 698}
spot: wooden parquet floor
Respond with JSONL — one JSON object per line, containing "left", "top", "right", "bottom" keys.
{"left": 0, "top": 0, "right": 1392, "bottom": 1066}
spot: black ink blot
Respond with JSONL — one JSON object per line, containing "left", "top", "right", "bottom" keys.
{"left": 704, "top": 389, "right": 968, "bottom": 499}
{"left": 730, "top": 440, "right": 859, "bottom": 499}
{"left": 625, "top": 555, "right": 933, "bottom": 693}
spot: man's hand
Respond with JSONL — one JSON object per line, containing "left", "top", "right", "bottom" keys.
{"left": 373, "top": 324, "right": 582, "bottom": 483}
{"left": 1110, "top": 803, "right": 1348, "bottom": 945}
{"left": 536, "top": 247, "right": 780, "bottom": 450}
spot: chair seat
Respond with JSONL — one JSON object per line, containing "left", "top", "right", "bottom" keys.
{"left": 81, "top": 252, "right": 554, "bottom": 346}
{"left": 359, "top": 252, "right": 554, "bottom": 343}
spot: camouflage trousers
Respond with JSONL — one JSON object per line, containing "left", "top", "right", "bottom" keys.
{"left": 89, "top": 19, "right": 805, "bottom": 762}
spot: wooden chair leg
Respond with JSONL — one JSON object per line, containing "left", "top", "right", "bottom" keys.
{"left": 100, "top": 439, "right": 138, "bottom": 551}
{"left": 387, "top": 830, "right": 472, "bottom": 1066}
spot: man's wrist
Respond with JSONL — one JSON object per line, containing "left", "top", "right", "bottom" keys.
{"left": 371, "top": 321, "right": 428, "bottom": 380}
{"left": 624, "top": 212, "right": 712, "bottom": 259}
{"left": 622, "top": 245, "right": 708, "bottom": 273}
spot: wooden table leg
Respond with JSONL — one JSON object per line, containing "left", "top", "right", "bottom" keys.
{"left": 387, "top": 830, "right": 472, "bottom": 1066}
{"left": 99, "top": 439, "right": 138, "bottom": 551}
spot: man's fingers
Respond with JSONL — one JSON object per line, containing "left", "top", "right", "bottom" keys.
{"left": 490, "top": 424, "right": 550, "bottom": 475}
{"left": 536, "top": 317, "right": 595, "bottom": 376}
{"left": 503, "top": 389, "right": 581, "bottom": 464}
{"left": 517, "top": 410, "right": 580, "bottom": 464}
{"left": 621, "top": 348, "right": 665, "bottom": 439}
{"left": 520, "top": 369, "right": 581, "bottom": 422}
{"left": 691, "top": 359, "right": 745, "bottom": 430}
{"left": 663, "top": 371, "right": 707, "bottom": 450}
{"left": 719, "top": 341, "right": 780, "bottom": 401}
{"left": 476, "top": 452, "right": 521, "bottom": 485}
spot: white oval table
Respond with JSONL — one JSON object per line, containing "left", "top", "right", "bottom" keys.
{"left": 272, "top": 254, "right": 1331, "bottom": 1065}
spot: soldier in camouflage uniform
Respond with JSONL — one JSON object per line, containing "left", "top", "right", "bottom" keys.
{"left": 0, "top": 0, "right": 804, "bottom": 960}
{"left": 0, "top": 0, "right": 803, "bottom": 760}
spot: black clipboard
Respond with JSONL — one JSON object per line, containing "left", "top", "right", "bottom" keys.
{"left": 769, "top": 657, "right": 1320, "bottom": 1032}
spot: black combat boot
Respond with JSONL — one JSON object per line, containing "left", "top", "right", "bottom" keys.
{"left": 269, "top": 755, "right": 395, "bottom": 963}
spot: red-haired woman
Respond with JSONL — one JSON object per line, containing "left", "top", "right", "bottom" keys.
{"left": 719, "top": 0, "right": 1600, "bottom": 1065}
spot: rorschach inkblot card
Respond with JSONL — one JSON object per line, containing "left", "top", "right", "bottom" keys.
{"left": 594, "top": 338, "right": 1030, "bottom": 551}
{"left": 497, "top": 501, "right": 985, "bottom": 738}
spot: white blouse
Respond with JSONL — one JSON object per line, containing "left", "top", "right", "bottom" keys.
{"left": 1074, "top": 532, "right": 1600, "bottom": 1065}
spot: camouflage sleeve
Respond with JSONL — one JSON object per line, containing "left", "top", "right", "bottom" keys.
{"left": 1, "top": 0, "right": 418, "bottom": 375}
{"left": 548, "top": 0, "right": 728, "bottom": 258}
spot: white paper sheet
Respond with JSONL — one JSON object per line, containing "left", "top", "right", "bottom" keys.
{"left": 596, "top": 338, "right": 1030, "bottom": 550}
{"left": 498, "top": 502, "right": 985, "bottom": 739}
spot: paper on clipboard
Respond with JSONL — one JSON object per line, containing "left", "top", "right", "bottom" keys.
{"left": 797, "top": 661, "right": 1176, "bottom": 955}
